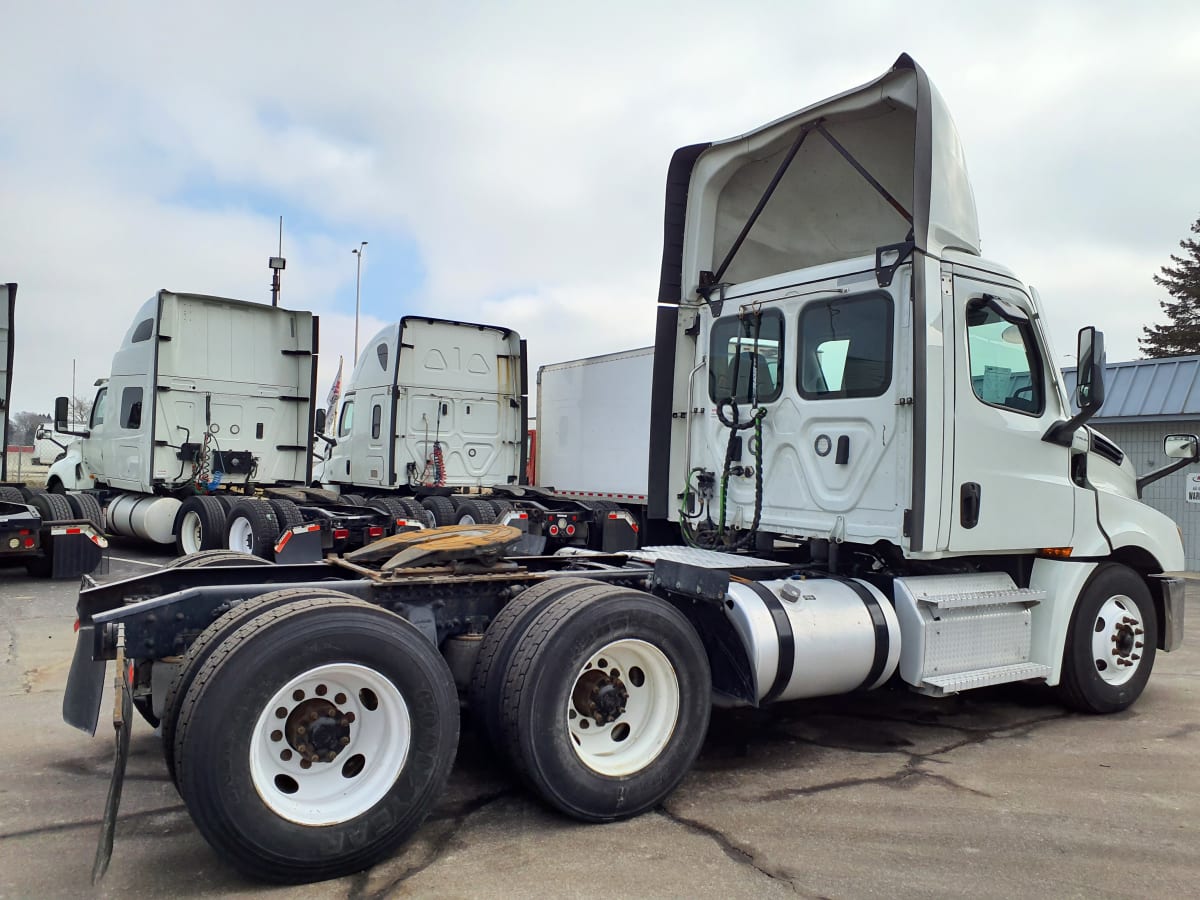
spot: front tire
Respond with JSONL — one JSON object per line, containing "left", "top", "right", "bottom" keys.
{"left": 1058, "top": 564, "right": 1158, "bottom": 714}
{"left": 498, "top": 583, "right": 710, "bottom": 821}
{"left": 174, "top": 597, "right": 460, "bottom": 883}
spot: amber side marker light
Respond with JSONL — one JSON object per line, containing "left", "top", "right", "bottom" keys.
{"left": 1040, "top": 547, "right": 1073, "bottom": 559}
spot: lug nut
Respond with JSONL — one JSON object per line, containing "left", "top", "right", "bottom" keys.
{"left": 340, "top": 737, "right": 350, "bottom": 746}
{"left": 297, "top": 726, "right": 306, "bottom": 735}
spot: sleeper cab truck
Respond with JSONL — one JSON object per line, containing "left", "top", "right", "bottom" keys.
{"left": 63, "top": 55, "right": 1187, "bottom": 884}
{"left": 46, "top": 291, "right": 400, "bottom": 560}
{"left": 317, "top": 315, "right": 640, "bottom": 552}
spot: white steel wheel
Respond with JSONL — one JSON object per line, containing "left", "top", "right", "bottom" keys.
{"left": 567, "top": 638, "right": 680, "bottom": 776}
{"left": 249, "top": 663, "right": 412, "bottom": 825}
{"left": 228, "top": 515, "right": 256, "bottom": 553}
{"left": 180, "top": 510, "right": 204, "bottom": 554}
{"left": 1090, "top": 594, "right": 1146, "bottom": 687}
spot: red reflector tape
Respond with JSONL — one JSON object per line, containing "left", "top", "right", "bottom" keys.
{"left": 274, "top": 531, "right": 293, "bottom": 553}
{"left": 518, "top": 512, "right": 528, "bottom": 519}
{"left": 66, "top": 527, "right": 81, "bottom": 535}
{"left": 73, "top": 618, "right": 80, "bottom": 633}
{"left": 608, "top": 512, "right": 618, "bottom": 519}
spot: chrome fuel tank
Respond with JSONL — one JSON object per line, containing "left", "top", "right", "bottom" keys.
{"left": 724, "top": 577, "right": 900, "bottom": 704}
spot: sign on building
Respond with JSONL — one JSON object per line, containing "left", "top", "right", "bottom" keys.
{"left": 1188, "top": 473, "right": 1200, "bottom": 503}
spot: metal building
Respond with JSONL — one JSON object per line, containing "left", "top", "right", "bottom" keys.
{"left": 1064, "top": 354, "right": 1200, "bottom": 569}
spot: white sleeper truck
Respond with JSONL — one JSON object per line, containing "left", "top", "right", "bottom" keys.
{"left": 319, "top": 316, "right": 642, "bottom": 551}
{"left": 48, "top": 291, "right": 406, "bottom": 560}
{"left": 64, "top": 55, "right": 1189, "bottom": 885}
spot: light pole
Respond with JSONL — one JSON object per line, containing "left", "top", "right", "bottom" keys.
{"left": 353, "top": 241, "right": 368, "bottom": 363}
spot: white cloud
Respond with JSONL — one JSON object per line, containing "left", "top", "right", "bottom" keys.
{"left": 2, "top": 0, "right": 1199, "bottom": 421}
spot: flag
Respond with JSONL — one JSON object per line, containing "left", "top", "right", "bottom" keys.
{"left": 325, "top": 355, "right": 343, "bottom": 434}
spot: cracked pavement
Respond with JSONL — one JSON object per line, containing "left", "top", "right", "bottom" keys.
{"left": 1, "top": 544, "right": 1197, "bottom": 898}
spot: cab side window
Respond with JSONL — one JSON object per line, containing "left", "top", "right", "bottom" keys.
{"left": 90, "top": 388, "right": 108, "bottom": 428}
{"left": 708, "top": 310, "right": 784, "bottom": 404}
{"left": 798, "top": 293, "right": 893, "bottom": 398}
{"left": 120, "top": 387, "right": 143, "bottom": 429}
{"left": 965, "top": 296, "right": 1044, "bottom": 416}
{"left": 338, "top": 399, "right": 355, "bottom": 437}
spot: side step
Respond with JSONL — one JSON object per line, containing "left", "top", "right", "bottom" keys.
{"left": 895, "top": 573, "right": 1051, "bottom": 696}
{"left": 920, "top": 662, "right": 1052, "bottom": 697}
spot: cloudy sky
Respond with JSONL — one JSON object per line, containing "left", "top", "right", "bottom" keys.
{"left": 3, "top": 1, "right": 1198, "bottom": 418}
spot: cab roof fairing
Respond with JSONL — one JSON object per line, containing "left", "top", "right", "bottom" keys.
{"left": 658, "top": 53, "right": 981, "bottom": 307}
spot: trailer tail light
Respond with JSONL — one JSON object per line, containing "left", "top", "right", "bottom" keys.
{"left": 565, "top": 524, "right": 576, "bottom": 537}
{"left": 23, "top": 538, "right": 35, "bottom": 549}
{"left": 18, "top": 529, "right": 30, "bottom": 536}
{"left": 368, "top": 526, "right": 384, "bottom": 538}
{"left": 548, "top": 524, "right": 559, "bottom": 536}
{"left": 333, "top": 528, "right": 350, "bottom": 541}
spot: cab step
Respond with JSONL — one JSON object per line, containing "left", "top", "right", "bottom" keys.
{"left": 920, "top": 662, "right": 1051, "bottom": 696}
{"left": 894, "top": 573, "right": 1047, "bottom": 696}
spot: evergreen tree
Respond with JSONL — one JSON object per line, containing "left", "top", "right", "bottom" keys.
{"left": 1140, "top": 216, "right": 1200, "bottom": 358}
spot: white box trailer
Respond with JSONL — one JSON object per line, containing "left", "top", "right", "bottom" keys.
{"left": 535, "top": 347, "right": 653, "bottom": 504}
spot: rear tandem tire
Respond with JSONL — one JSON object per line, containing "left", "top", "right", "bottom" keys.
{"left": 174, "top": 496, "right": 227, "bottom": 556}
{"left": 420, "top": 495, "right": 456, "bottom": 527}
{"left": 497, "top": 583, "right": 711, "bottom": 822}
{"left": 468, "top": 577, "right": 598, "bottom": 755}
{"left": 225, "top": 499, "right": 280, "bottom": 559}
{"left": 28, "top": 491, "right": 74, "bottom": 523}
{"left": 173, "top": 597, "right": 460, "bottom": 883}
{"left": 64, "top": 491, "right": 105, "bottom": 531}
{"left": 455, "top": 498, "right": 496, "bottom": 526}
{"left": 162, "top": 549, "right": 275, "bottom": 569}
{"left": 160, "top": 587, "right": 360, "bottom": 786}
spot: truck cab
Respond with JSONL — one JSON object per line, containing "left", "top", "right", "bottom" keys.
{"left": 323, "top": 316, "right": 526, "bottom": 492}
{"left": 651, "top": 53, "right": 1184, "bottom": 575}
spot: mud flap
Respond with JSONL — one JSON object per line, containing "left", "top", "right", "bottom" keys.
{"left": 92, "top": 645, "right": 132, "bottom": 884}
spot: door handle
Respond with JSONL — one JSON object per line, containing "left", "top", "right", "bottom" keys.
{"left": 960, "top": 482, "right": 981, "bottom": 529}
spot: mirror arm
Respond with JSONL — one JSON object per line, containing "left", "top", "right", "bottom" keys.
{"left": 1135, "top": 456, "right": 1195, "bottom": 498}
{"left": 314, "top": 433, "right": 337, "bottom": 448}
{"left": 1043, "top": 407, "right": 1098, "bottom": 446}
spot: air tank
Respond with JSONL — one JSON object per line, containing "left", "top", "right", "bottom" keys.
{"left": 723, "top": 576, "right": 901, "bottom": 704}
{"left": 105, "top": 493, "right": 181, "bottom": 544}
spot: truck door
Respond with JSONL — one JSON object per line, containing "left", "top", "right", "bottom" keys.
{"left": 948, "top": 274, "right": 1074, "bottom": 551}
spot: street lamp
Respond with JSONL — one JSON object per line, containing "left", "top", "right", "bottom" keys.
{"left": 352, "top": 241, "right": 368, "bottom": 363}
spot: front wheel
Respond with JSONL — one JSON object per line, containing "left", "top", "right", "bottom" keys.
{"left": 498, "top": 583, "right": 710, "bottom": 821}
{"left": 174, "top": 597, "right": 460, "bottom": 883}
{"left": 1058, "top": 564, "right": 1158, "bottom": 714}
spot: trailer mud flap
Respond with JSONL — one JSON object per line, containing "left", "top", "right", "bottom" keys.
{"left": 63, "top": 624, "right": 106, "bottom": 735}
{"left": 92, "top": 647, "right": 132, "bottom": 884}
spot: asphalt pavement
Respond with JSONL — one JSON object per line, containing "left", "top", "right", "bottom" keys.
{"left": 1, "top": 543, "right": 1197, "bottom": 899}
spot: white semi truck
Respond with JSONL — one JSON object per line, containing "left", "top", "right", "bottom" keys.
{"left": 65, "top": 55, "right": 1189, "bottom": 885}
{"left": 48, "top": 291, "right": 406, "bottom": 559}
{"left": 0, "top": 282, "right": 106, "bottom": 577}
{"left": 317, "top": 316, "right": 643, "bottom": 551}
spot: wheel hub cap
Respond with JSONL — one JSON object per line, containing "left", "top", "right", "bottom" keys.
{"left": 1091, "top": 595, "right": 1145, "bottom": 686}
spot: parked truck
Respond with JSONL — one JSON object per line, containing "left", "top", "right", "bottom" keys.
{"left": 0, "top": 282, "right": 107, "bottom": 577}
{"left": 317, "top": 315, "right": 642, "bottom": 552}
{"left": 46, "top": 291, "right": 411, "bottom": 561}
{"left": 64, "top": 55, "right": 1189, "bottom": 885}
